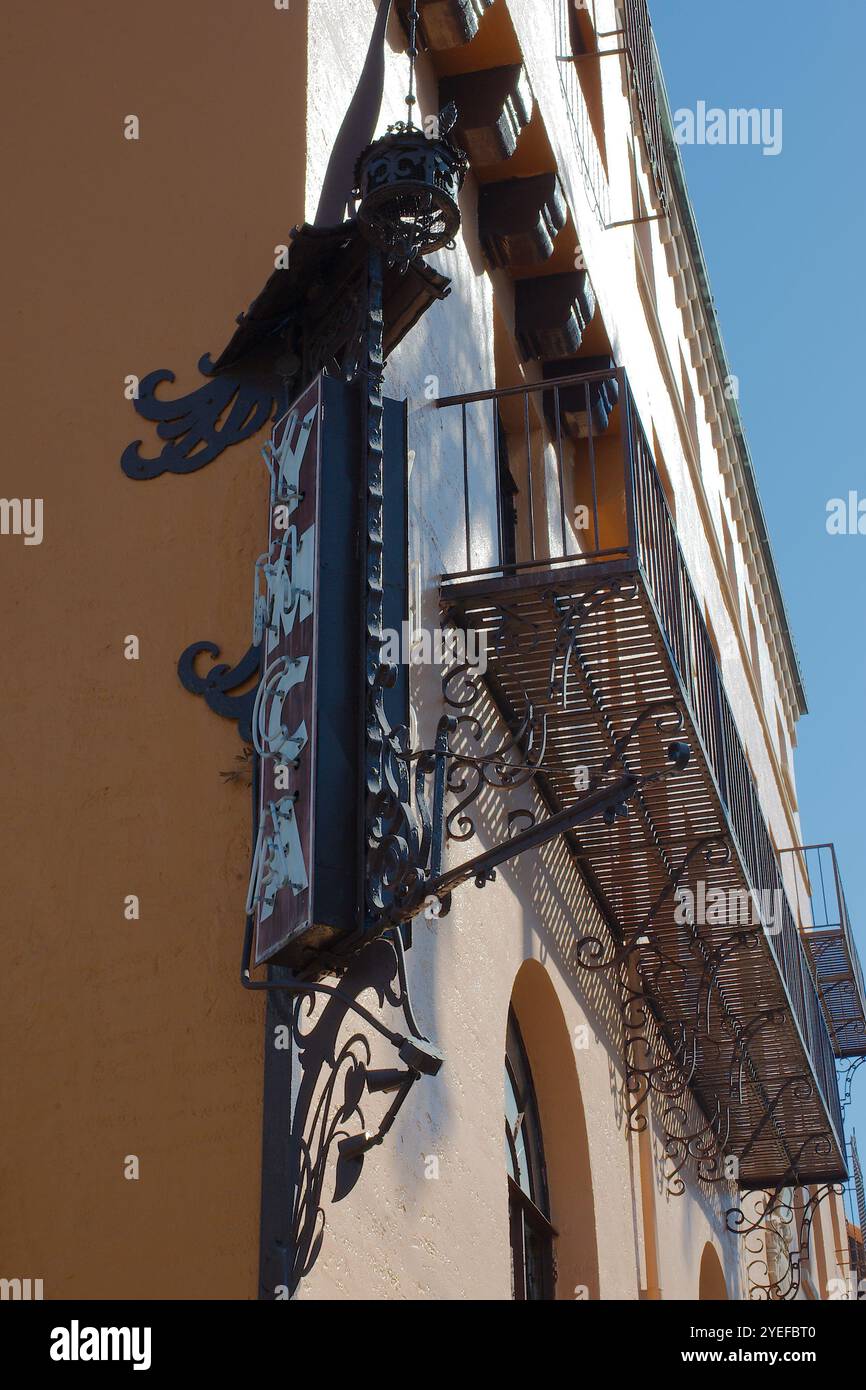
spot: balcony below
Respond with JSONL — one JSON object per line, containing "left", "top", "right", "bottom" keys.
{"left": 436, "top": 366, "right": 853, "bottom": 1187}
{"left": 780, "top": 844, "right": 866, "bottom": 1059}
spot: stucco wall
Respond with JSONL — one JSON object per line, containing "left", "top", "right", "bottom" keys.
{"left": 0, "top": 0, "right": 308, "bottom": 1298}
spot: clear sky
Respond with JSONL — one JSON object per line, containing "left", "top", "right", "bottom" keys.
{"left": 650, "top": 0, "right": 866, "bottom": 1212}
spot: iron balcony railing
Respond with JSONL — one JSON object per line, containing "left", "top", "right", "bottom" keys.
{"left": 555, "top": 0, "right": 611, "bottom": 226}
{"left": 780, "top": 843, "right": 866, "bottom": 1058}
{"left": 620, "top": 0, "right": 669, "bottom": 213}
{"left": 436, "top": 364, "right": 847, "bottom": 1168}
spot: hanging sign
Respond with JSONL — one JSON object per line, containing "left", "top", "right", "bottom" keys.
{"left": 246, "top": 380, "right": 322, "bottom": 964}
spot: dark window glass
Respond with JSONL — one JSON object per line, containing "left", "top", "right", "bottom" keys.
{"left": 496, "top": 412, "right": 518, "bottom": 570}
{"left": 505, "top": 1010, "right": 555, "bottom": 1299}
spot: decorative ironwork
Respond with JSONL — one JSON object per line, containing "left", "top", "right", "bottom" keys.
{"left": 841, "top": 1056, "right": 866, "bottom": 1119}
{"left": 661, "top": 1100, "right": 731, "bottom": 1196}
{"left": 242, "top": 910, "right": 443, "bottom": 1076}
{"left": 119, "top": 0, "right": 448, "bottom": 489}
{"left": 620, "top": 986, "right": 696, "bottom": 1135}
{"left": 355, "top": 123, "right": 467, "bottom": 270}
{"left": 121, "top": 364, "right": 276, "bottom": 481}
{"left": 354, "top": 4, "right": 466, "bottom": 270}
{"left": 437, "top": 365, "right": 852, "bottom": 1186}
{"left": 573, "top": 834, "right": 726, "bottom": 977}
{"left": 726, "top": 1182, "right": 845, "bottom": 1300}
{"left": 780, "top": 843, "right": 866, "bottom": 1059}
{"left": 546, "top": 581, "right": 638, "bottom": 707}
{"left": 177, "top": 639, "right": 261, "bottom": 742}
{"left": 362, "top": 249, "right": 432, "bottom": 928}
{"left": 437, "top": 700, "right": 547, "bottom": 844}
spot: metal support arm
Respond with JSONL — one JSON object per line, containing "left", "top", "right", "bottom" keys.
{"left": 401, "top": 741, "right": 690, "bottom": 921}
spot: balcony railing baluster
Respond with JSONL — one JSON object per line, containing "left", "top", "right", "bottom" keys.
{"left": 523, "top": 390, "right": 535, "bottom": 563}
{"left": 553, "top": 386, "right": 567, "bottom": 557}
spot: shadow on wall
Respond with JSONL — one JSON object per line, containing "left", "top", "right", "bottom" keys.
{"left": 277, "top": 940, "right": 411, "bottom": 1297}
{"left": 511, "top": 959, "right": 601, "bottom": 1300}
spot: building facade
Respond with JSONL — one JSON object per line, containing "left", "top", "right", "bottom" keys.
{"left": 2, "top": 0, "right": 865, "bottom": 1302}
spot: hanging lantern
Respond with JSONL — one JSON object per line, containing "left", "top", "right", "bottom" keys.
{"left": 354, "top": 123, "right": 466, "bottom": 267}
{"left": 353, "top": 0, "right": 467, "bottom": 269}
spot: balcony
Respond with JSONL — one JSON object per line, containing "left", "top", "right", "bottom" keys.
{"left": 780, "top": 844, "right": 866, "bottom": 1059}
{"left": 436, "top": 364, "right": 854, "bottom": 1187}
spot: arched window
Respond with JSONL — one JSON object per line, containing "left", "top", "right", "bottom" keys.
{"left": 505, "top": 1009, "right": 555, "bottom": 1299}
{"left": 698, "top": 1242, "right": 729, "bottom": 1301}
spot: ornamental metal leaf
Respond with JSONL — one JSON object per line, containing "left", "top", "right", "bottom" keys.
{"left": 122, "top": 360, "right": 275, "bottom": 480}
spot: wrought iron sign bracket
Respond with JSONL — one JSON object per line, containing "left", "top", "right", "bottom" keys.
{"left": 241, "top": 910, "right": 444, "bottom": 1080}
{"left": 388, "top": 740, "right": 693, "bottom": 927}
{"left": 840, "top": 1054, "right": 866, "bottom": 1118}
{"left": 177, "top": 640, "right": 262, "bottom": 743}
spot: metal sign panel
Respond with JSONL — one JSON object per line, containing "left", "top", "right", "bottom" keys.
{"left": 248, "top": 378, "right": 322, "bottom": 965}
{"left": 245, "top": 374, "right": 406, "bottom": 972}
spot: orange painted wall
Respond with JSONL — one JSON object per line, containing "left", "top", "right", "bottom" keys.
{"left": 0, "top": 0, "right": 308, "bottom": 1298}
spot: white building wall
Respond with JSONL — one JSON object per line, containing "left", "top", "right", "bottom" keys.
{"left": 294, "top": 0, "right": 844, "bottom": 1302}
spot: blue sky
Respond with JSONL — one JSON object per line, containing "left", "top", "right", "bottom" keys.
{"left": 650, "top": 0, "right": 866, "bottom": 1205}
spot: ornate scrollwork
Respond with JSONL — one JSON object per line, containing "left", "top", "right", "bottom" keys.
{"left": 727, "top": 1181, "right": 845, "bottom": 1300}
{"left": 620, "top": 966, "right": 698, "bottom": 1134}
{"left": 728, "top": 1007, "right": 789, "bottom": 1106}
{"left": 734, "top": 1074, "right": 816, "bottom": 1176}
{"left": 121, "top": 361, "right": 277, "bottom": 480}
{"left": 693, "top": 923, "right": 763, "bottom": 1041}
{"left": 661, "top": 1100, "right": 732, "bottom": 1196}
{"left": 362, "top": 254, "right": 436, "bottom": 929}
{"left": 545, "top": 580, "right": 638, "bottom": 709}
{"left": 440, "top": 703, "right": 547, "bottom": 843}
{"left": 354, "top": 122, "right": 467, "bottom": 270}
{"left": 177, "top": 639, "right": 262, "bottom": 743}
{"left": 573, "top": 832, "right": 729, "bottom": 979}
{"left": 726, "top": 1185, "right": 795, "bottom": 1240}
{"left": 589, "top": 699, "right": 684, "bottom": 789}
{"left": 840, "top": 1054, "right": 866, "bottom": 1118}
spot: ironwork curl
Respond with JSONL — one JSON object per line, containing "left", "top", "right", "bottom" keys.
{"left": 437, "top": 701, "right": 548, "bottom": 843}
{"left": 661, "top": 1100, "right": 732, "bottom": 1196}
{"left": 620, "top": 973, "right": 698, "bottom": 1134}
{"left": 840, "top": 1055, "right": 866, "bottom": 1118}
{"left": 177, "top": 639, "right": 261, "bottom": 743}
{"left": 730, "top": 1182, "right": 846, "bottom": 1301}
{"left": 545, "top": 579, "right": 639, "bottom": 709}
{"left": 121, "top": 361, "right": 277, "bottom": 480}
